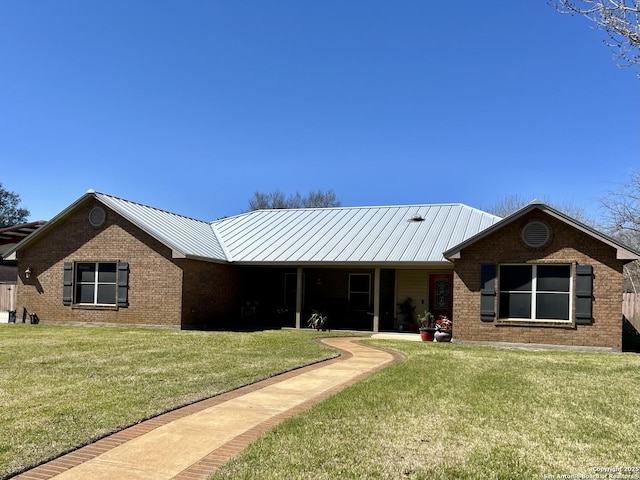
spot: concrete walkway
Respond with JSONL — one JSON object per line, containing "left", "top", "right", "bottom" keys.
{"left": 14, "top": 337, "right": 401, "bottom": 480}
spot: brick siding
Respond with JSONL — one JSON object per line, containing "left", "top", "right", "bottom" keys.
{"left": 451, "top": 211, "right": 625, "bottom": 349}
{"left": 178, "top": 258, "right": 241, "bottom": 328}
{"left": 15, "top": 200, "right": 240, "bottom": 328}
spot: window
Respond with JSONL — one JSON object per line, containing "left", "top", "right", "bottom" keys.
{"left": 348, "top": 273, "right": 370, "bottom": 311}
{"left": 498, "top": 265, "right": 571, "bottom": 322}
{"left": 284, "top": 272, "right": 304, "bottom": 308}
{"left": 75, "top": 262, "right": 118, "bottom": 305}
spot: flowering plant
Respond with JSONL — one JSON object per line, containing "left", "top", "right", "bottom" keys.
{"left": 308, "top": 310, "right": 328, "bottom": 330}
{"left": 434, "top": 315, "right": 452, "bottom": 332}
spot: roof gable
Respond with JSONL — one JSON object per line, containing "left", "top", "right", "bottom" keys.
{"left": 3, "top": 191, "right": 227, "bottom": 263}
{"left": 443, "top": 201, "right": 640, "bottom": 262}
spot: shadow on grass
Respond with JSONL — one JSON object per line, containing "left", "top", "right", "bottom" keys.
{"left": 184, "top": 322, "right": 284, "bottom": 333}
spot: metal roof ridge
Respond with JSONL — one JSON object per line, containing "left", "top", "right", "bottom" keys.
{"left": 94, "top": 191, "right": 210, "bottom": 224}
{"left": 214, "top": 202, "right": 486, "bottom": 219}
{"left": 210, "top": 223, "right": 233, "bottom": 262}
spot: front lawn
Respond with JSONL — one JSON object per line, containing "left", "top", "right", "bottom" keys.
{"left": 212, "top": 340, "right": 640, "bottom": 480}
{"left": 0, "top": 324, "right": 345, "bottom": 478}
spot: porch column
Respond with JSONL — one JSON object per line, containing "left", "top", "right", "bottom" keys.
{"left": 295, "top": 267, "right": 303, "bottom": 329}
{"left": 373, "top": 267, "right": 380, "bottom": 333}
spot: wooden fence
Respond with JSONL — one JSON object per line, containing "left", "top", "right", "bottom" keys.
{"left": 623, "top": 292, "right": 640, "bottom": 334}
{"left": 0, "top": 283, "right": 17, "bottom": 313}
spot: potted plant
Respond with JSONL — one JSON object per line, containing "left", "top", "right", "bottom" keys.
{"left": 417, "top": 310, "right": 435, "bottom": 342}
{"left": 396, "top": 298, "right": 416, "bottom": 331}
{"left": 434, "top": 315, "right": 453, "bottom": 342}
{"left": 307, "top": 310, "right": 329, "bottom": 331}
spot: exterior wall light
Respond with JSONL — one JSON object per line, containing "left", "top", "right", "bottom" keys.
{"left": 25, "top": 267, "right": 32, "bottom": 279}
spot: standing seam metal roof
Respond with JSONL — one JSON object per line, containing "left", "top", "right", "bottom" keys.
{"left": 212, "top": 204, "right": 501, "bottom": 264}
{"left": 2, "top": 192, "right": 503, "bottom": 265}
{"left": 94, "top": 193, "right": 227, "bottom": 261}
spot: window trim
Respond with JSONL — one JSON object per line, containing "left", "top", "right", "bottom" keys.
{"left": 74, "top": 261, "right": 119, "bottom": 307}
{"left": 497, "top": 263, "right": 573, "bottom": 324}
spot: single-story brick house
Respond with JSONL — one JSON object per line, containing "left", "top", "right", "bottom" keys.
{"left": 3, "top": 190, "right": 638, "bottom": 350}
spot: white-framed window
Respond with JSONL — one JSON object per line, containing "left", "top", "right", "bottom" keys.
{"left": 498, "top": 264, "right": 571, "bottom": 322}
{"left": 75, "top": 262, "right": 118, "bottom": 305}
{"left": 348, "top": 273, "right": 371, "bottom": 311}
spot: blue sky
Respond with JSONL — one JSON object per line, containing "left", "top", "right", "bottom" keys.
{"left": 1, "top": 1, "right": 638, "bottom": 223}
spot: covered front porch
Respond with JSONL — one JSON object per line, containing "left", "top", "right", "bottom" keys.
{"left": 238, "top": 266, "right": 454, "bottom": 332}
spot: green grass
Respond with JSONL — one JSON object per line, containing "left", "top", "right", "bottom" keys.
{"left": 211, "top": 341, "right": 640, "bottom": 480}
{"left": 0, "top": 324, "right": 351, "bottom": 478}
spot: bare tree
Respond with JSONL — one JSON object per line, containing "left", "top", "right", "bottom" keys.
{"left": 0, "top": 183, "right": 30, "bottom": 228}
{"left": 248, "top": 189, "right": 341, "bottom": 211}
{"left": 484, "top": 194, "right": 592, "bottom": 224}
{"left": 551, "top": 0, "right": 640, "bottom": 69}
{"left": 302, "top": 189, "right": 341, "bottom": 208}
{"left": 248, "top": 190, "right": 289, "bottom": 210}
{"left": 484, "top": 194, "right": 530, "bottom": 218}
{"left": 601, "top": 170, "right": 640, "bottom": 292}
{"left": 601, "top": 169, "right": 640, "bottom": 241}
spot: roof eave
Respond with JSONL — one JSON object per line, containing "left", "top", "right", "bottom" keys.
{"left": 180, "top": 253, "right": 230, "bottom": 264}
{"left": 231, "top": 260, "right": 453, "bottom": 268}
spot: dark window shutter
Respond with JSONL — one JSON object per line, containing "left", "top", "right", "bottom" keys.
{"left": 480, "top": 264, "right": 496, "bottom": 321}
{"left": 117, "top": 262, "right": 129, "bottom": 307}
{"left": 62, "top": 262, "right": 73, "bottom": 306}
{"left": 575, "top": 264, "right": 593, "bottom": 324}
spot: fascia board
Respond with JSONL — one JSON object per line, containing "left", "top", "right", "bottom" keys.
{"left": 181, "top": 253, "right": 233, "bottom": 265}
{"left": 444, "top": 203, "right": 640, "bottom": 261}
{"left": 1, "top": 193, "right": 94, "bottom": 260}
{"left": 229, "top": 260, "right": 453, "bottom": 268}
{"left": 539, "top": 207, "right": 640, "bottom": 261}
{"left": 443, "top": 205, "right": 533, "bottom": 260}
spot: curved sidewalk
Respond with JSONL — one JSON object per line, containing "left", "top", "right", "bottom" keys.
{"left": 14, "top": 337, "right": 401, "bottom": 480}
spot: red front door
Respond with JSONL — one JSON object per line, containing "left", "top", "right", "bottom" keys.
{"left": 429, "top": 273, "right": 453, "bottom": 320}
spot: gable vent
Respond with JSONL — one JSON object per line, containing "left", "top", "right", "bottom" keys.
{"left": 89, "top": 207, "right": 106, "bottom": 227}
{"left": 522, "top": 221, "right": 550, "bottom": 248}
